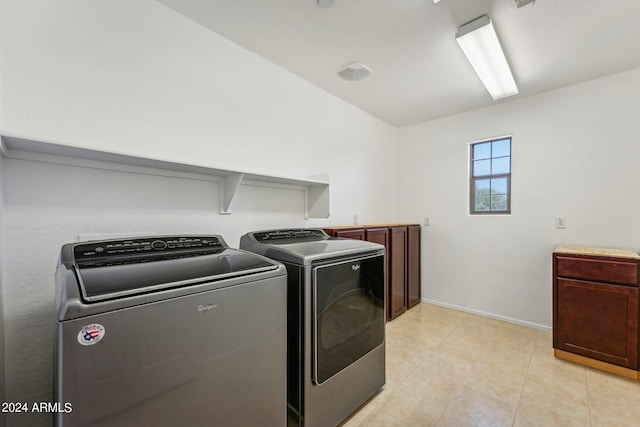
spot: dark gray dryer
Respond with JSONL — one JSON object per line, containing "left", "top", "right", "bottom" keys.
{"left": 55, "top": 235, "right": 287, "bottom": 427}
{"left": 240, "top": 229, "right": 386, "bottom": 427}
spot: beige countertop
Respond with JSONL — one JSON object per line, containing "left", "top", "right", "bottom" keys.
{"left": 323, "top": 224, "right": 420, "bottom": 229}
{"left": 554, "top": 245, "right": 640, "bottom": 259}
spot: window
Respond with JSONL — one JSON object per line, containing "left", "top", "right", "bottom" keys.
{"left": 470, "top": 137, "right": 511, "bottom": 214}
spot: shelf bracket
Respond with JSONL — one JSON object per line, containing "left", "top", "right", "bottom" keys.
{"left": 220, "top": 172, "right": 244, "bottom": 215}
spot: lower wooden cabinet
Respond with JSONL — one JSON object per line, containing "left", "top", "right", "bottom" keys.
{"left": 333, "top": 228, "right": 365, "bottom": 241}
{"left": 407, "top": 225, "right": 421, "bottom": 309}
{"left": 553, "top": 248, "right": 640, "bottom": 375}
{"left": 389, "top": 227, "right": 407, "bottom": 320}
{"left": 324, "top": 224, "right": 421, "bottom": 321}
{"left": 365, "top": 227, "right": 391, "bottom": 320}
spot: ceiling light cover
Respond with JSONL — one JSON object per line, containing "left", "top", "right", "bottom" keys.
{"left": 456, "top": 15, "right": 518, "bottom": 100}
{"left": 317, "top": 0, "right": 334, "bottom": 9}
{"left": 338, "top": 62, "right": 372, "bottom": 81}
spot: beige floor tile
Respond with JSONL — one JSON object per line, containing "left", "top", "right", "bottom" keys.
{"left": 522, "top": 370, "right": 588, "bottom": 406}
{"left": 340, "top": 402, "right": 378, "bottom": 427}
{"left": 407, "top": 302, "right": 446, "bottom": 317}
{"left": 359, "top": 410, "right": 409, "bottom": 427}
{"left": 401, "top": 359, "right": 464, "bottom": 400}
{"left": 377, "top": 303, "right": 640, "bottom": 427}
{"left": 528, "top": 351, "right": 586, "bottom": 384}
{"left": 386, "top": 337, "right": 430, "bottom": 366}
{"left": 419, "top": 318, "right": 463, "bottom": 338}
{"left": 375, "top": 384, "right": 451, "bottom": 426}
{"left": 590, "top": 411, "right": 640, "bottom": 427}
{"left": 462, "top": 360, "right": 526, "bottom": 406}
{"left": 442, "top": 327, "right": 491, "bottom": 353}
{"left": 515, "top": 387, "right": 590, "bottom": 427}
{"left": 404, "top": 329, "right": 445, "bottom": 352}
{"left": 386, "top": 355, "right": 418, "bottom": 384}
{"left": 482, "top": 339, "right": 533, "bottom": 364}
{"left": 587, "top": 368, "right": 640, "bottom": 424}
{"left": 480, "top": 343, "right": 532, "bottom": 375}
{"left": 387, "top": 314, "right": 424, "bottom": 337}
{"left": 436, "top": 385, "right": 517, "bottom": 427}
{"left": 491, "top": 323, "right": 537, "bottom": 351}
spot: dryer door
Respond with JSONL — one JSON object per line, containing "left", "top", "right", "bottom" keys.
{"left": 312, "top": 253, "right": 385, "bottom": 385}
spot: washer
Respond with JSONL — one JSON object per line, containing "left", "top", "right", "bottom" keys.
{"left": 55, "top": 235, "right": 287, "bottom": 427}
{"left": 240, "top": 229, "right": 386, "bottom": 427}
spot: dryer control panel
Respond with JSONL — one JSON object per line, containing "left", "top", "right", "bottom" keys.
{"left": 251, "top": 229, "right": 328, "bottom": 243}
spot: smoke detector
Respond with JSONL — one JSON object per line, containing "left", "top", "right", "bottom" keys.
{"left": 337, "top": 63, "right": 373, "bottom": 81}
{"left": 317, "top": 0, "right": 334, "bottom": 8}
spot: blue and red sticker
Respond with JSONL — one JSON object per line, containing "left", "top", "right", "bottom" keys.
{"left": 77, "top": 324, "right": 105, "bottom": 346}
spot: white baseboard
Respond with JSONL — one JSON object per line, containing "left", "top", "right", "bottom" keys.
{"left": 421, "top": 298, "right": 552, "bottom": 332}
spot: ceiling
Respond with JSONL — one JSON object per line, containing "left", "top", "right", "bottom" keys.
{"left": 156, "top": 0, "right": 640, "bottom": 127}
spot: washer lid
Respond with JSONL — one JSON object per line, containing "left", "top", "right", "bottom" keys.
{"left": 63, "top": 236, "right": 279, "bottom": 302}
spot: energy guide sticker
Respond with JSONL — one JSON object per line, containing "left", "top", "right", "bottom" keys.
{"left": 77, "top": 324, "right": 105, "bottom": 346}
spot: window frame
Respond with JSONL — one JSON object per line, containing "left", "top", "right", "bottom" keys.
{"left": 469, "top": 136, "right": 512, "bottom": 215}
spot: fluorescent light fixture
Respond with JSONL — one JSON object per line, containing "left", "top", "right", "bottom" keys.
{"left": 456, "top": 15, "right": 518, "bottom": 100}
{"left": 338, "top": 62, "right": 372, "bottom": 81}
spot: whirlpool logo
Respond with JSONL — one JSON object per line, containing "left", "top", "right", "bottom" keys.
{"left": 196, "top": 303, "right": 218, "bottom": 313}
{"left": 351, "top": 264, "right": 360, "bottom": 272}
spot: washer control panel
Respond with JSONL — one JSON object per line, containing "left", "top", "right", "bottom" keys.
{"left": 74, "top": 236, "right": 224, "bottom": 261}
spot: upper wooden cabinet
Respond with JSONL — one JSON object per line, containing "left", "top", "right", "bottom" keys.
{"left": 553, "top": 247, "right": 640, "bottom": 372}
{"left": 324, "top": 224, "right": 421, "bottom": 321}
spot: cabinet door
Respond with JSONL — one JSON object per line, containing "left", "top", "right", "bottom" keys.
{"left": 407, "top": 225, "right": 421, "bottom": 309}
{"left": 389, "top": 227, "right": 407, "bottom": 320}
{"left": 554, "top": 278, "right": 639, "bottom": 369}
{"left": 366, "top": 228, "right": 390, "bottom": 321}
{"left": 334, "top": 229, "right": 365, "bottom": 240}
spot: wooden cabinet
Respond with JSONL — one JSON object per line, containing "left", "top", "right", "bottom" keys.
{"left": 365, "top": 228, "right": 391, "bottom": 320}
{"left": 389, "top": 227, "right": 407, "bottom": 320}
{"left": 407, "top": 225, "right": 421, "bottom": 309}
{"left": 333, "top": 228, "right": 365, "bottom": 240}
{"left": 553, "top": 248, "right": 640, "bottom": 374}
{"left": 324, "top": 224, "right": 421, "bottom": 321}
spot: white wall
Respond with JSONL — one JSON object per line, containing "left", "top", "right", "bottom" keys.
{"left": 0, "top": 1, "right": 399, "bottom": 426}
{"left": 0, "top": 0, "right": 7, "bottom": 418}
{"left": 0, "top": 155, "right": 6, "bottom": 427}
{"left": 398, "top": 68, "right": 640, "bottom": 329}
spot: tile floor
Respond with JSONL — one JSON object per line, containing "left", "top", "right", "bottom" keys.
{"left": 341, "top": 302, "right": 640, "bottom": 427}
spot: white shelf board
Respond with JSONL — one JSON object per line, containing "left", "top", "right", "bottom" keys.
{"left": 0, "top": 134, "right": 330, "bottom": 218}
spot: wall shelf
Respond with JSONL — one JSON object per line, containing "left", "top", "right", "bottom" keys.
{"left": 0, "top": 134, "right": 330, "bottom": 218}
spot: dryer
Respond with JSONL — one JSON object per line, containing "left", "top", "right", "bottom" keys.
{"left": 240, "top": 229, "right": 385, "bottom": 427}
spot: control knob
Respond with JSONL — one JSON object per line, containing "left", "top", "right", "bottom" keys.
{"left": 151, "top": 240, "right": 168, "bottom": 250}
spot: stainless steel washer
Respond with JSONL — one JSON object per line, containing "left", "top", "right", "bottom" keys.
{"left": 240, "top": 229, "right": 385, "bottom": 427}
{"left": 55, "top": 235, "right": 287, "bottom": 427}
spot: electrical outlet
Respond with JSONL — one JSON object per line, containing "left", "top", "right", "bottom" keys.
{"left": 353, "top": 213, "right": 359, "bottom": 225}
{"left": 424, "top": 217, "right": 430, "bottom": 226}
{"left": 555, "top": 216, "right": 567, "bottom": 229}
